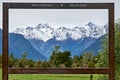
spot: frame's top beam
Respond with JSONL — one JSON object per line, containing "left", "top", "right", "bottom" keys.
{"left": 3, "top": 3, "right": 114, "bottom": 9}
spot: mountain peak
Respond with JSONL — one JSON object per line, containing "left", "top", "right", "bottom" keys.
{"left": 87, "top": 21, "right": 96, "bottom": 27}
{"left": 13, "top": 22, "right": 107, "bottom": 42}
{"left": 14, "top": 28, "right": 24, "bottom": 33}
{"left": 58, "top": 26, "right": 69, "bottom": 30}
{"left": 35, "top": 24, "right": 44, "bottom": 30}
{"left": 26, "top": 26, "right": 33, "bottom": 31}
{"left": 35, "top": 23, "right": 52, "bottom": 30}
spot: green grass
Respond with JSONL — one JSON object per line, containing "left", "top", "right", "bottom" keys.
{"left": 0, "top": 69, "right": 100, "bottom": 80}
{"left": 0, "top": 69, "right": 1, "bottom": 80}
{"left": 9, "top": 74, "right": 98, "bottom": 80}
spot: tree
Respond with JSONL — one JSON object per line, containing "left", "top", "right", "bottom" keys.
{"left": 49, "top": 46, "right": 72, "bottom": 68}
{"left": 88, "top": 62, "right": 95, "bottom": 68}
{"left": 97, "top": 23, "right": 120, "bottom": 80}
{"left": 41, "top": 61, "right": 50, "bottom": 68}
{"left": 63, "top": 51, "right": 72, "bottom": 67}
{"left": 0, "top": 54, "right": 2, "bottom": 68}
{"left": 95, "top": 35, "right": 109, "bottom": 68}
{"left": 96, "top": 35, "right": 109, "bottom": 80}
{"left": 12, "top": 59, "right": 19, "bottom": 67}
{"left": 73, "top": 55, "right": 79, "bottom": 63}
{"left": 54, "top": 45, "right": 60, "bottom": 53}
{"left": 34, "top": 60, "right": 42, "bottom": 68}
{"left": 49, "top": 46, "right": 60, "bottom": 67}
{"left": 72, "top": 55, "right": 80, "bottom": 68}
{"left": 17, "top": 52, "right": 28, "bottom": 67}
{"left": 82, "top": 52, "right": 94, "bottom": 68}
{"left": 26, "top": 59, "right": 35, "bottom": 67}
{"left": 9, "top": 53, "right": 16, "bottom": 67}
{"left": 49, "top": 51, "right": 58, "bottom": 67}
{"left": 22, "top": 52, "right": 28, "bottom": 59}
{"left": 17, "top": 59, "right": 25, "bottom": 67}
{"left": 115, "top": 23, "right": 120, "bottom": 80}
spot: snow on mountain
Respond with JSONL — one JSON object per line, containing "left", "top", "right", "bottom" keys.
{"left": 86, "top": 22, "right": 107, "bottom": 38}
{"left": 14, "top": 24, "right": 53, "bottom": 42}
{"left": 13, "top": 22, "right": 107, "bottom": 42}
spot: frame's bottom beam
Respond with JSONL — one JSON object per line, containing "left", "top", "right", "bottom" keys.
{"left": 9, "top": 68, "right": 109, "bottom": 74}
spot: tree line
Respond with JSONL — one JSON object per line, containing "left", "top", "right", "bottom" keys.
{"left": 0, "top": 45, "right": 107, "bottom": 69}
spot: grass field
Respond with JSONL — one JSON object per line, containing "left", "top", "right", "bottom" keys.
{"left": 0, "top": 69, "right": 101, "bottom": 80}
{"left": 0, "top": 69, "right": 1, "bottom": 80}
{"left": 9, "top": 74, "right": 98, "bottom": 80}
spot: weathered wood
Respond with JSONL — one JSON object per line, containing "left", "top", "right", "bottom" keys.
{"left": 2, "top": 3, "right": 115, "bottom": 80}
{"left": 9, "top": 68, "right": 109, "bottom": 74}
{"left": 109, "top": 3, "right": 115, "bottom": 80}
{"left": 3, "top": 3, "right": 9, "bottom": 80}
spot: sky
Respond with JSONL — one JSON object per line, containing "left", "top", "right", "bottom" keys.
{"left": 0, "top": 0, "right": 120, "bottom": 31}
{"left": 9, "top": 9, "right": 108, "bottom": 32}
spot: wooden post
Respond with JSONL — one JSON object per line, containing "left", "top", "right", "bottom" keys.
{"left": 2, "top": 3, "right": 9, "bottom": 80}
{"left": 109, "top": 3, "right": 115, "bottom": 80}
{"left": 90, "top": 75, "right": 93, "bottom": 80}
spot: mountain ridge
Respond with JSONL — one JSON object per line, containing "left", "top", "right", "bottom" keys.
{"left": 12, "top": 22, "right": 108, "bottom": 59}
{"left": 13, "top": 22, "right": 107, "bottom": 42}
{"left": 0, "top": 29, "right": 47, "bottom": 61}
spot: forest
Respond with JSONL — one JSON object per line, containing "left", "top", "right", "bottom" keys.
{"left": 1, "top": 45, "right": 107, "bottom": 69}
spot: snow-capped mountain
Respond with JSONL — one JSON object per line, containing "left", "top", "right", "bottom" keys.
{"left": 13, "top": 22, "right": 107, "bottom": 42}
{"left": 0, "top": 28, "right": 47, "bottom": 61}
{"left": 14, "top": 23, "right": 53, "bottom": 42}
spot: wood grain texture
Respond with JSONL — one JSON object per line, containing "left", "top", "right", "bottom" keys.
{"left": 2, "top": 3, "right": 115, "bottom": 80}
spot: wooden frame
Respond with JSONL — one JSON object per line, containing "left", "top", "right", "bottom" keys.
{"left": 2, "top": 3, "right": 114, "bottom": 80}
